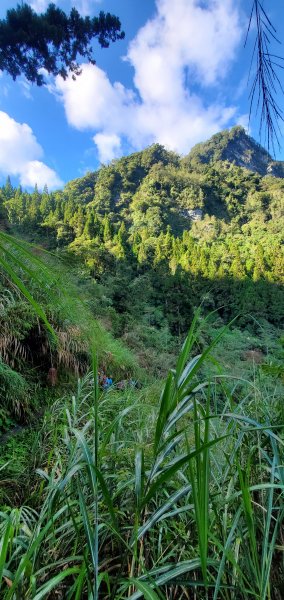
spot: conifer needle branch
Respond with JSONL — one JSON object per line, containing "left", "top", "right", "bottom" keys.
{"left": 246, "top": 0, "right": 284, "bottom": 152}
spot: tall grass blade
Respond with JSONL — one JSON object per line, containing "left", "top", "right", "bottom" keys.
{"left": 143, "top": 436, "right": 227, "bottom": 506}
{"left": 33, "top": 567, "right": 80, "bottom": 600}
{"left": 135, "top": 484, "right": 191, "bottom": 542}
{"left": 0, "top": 249, "right": 55, "bottom": 337}
{"left": 0, "top": 520, "right": 13, "bottom": 592}
{"left": 128, "top": 579, "right": 164, "bottom": 600}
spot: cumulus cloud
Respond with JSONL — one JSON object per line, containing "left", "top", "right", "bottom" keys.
{"left": 0, "top": 111, "right": 63, "bottom": 189}
{"left": 127, "top": 0, "right": 241, "bottom": 98}
{"left": 93, "top": 133, "right": 122, "bottom": 163}
{"left": 54, "top": 0, "right": 245, "bottom": 161}
{"left": 55, "top": 65, "right": 134, "bottom": 131}
{"left": 20, "top": 161, "right": 63, "bottom": 189}
{"left": 30, "top": 0, "right": 101, "bottom": 14}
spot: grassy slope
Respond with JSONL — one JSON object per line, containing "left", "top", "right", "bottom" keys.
{"left": 0, "top": 233, "right": 283, "bottom": 598}
{"left": 0, "top": 306, "right": 283, "bottom": 598}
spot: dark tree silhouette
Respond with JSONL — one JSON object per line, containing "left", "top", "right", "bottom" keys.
{"left": 1, "top": 2, "right": 283, "bottom": 148}
{"left": 247, "top": 0, "right": 284, "bottom": 149}
{"left": 0, "top": 2, "right": 124, "bottom": 85}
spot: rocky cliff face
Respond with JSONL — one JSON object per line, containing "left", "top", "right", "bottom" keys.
{"left": 187, "top": 126, "right": 284, "bottom": 177}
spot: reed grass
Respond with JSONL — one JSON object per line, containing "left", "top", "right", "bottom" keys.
{"left": 0, "top": 315, "right": 283, "bottom": 599}
{"left": 0, "top": 234, "right": 283, "bottom": 598}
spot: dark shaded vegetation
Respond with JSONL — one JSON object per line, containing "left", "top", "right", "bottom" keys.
{"left": 0, "top": 127, "right": 283, "bottom": 426}
{"left": 0, "top": 127, "right": 283, "bottom": 427}
{"left": 1, "top": 127, "right": 283, "bottom": 335}
{"left": 0, "top": 127, "right": 283, "bottom": 598}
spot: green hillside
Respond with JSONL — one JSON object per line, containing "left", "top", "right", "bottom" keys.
{"left": 0, "top": 127, "right": 283, "bottom": 599}
{"left": 186, "top": 125, "right": 284, "bottom": 177}
{"left": 1, "top": 125, "right": 283, "bottom": 426}
{"left": 1, "top": 128, "right": 283, "bottom": 334}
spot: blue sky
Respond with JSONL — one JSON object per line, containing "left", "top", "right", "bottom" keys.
{"left": 0, "top": 0, "right": 284, "bottom": 190}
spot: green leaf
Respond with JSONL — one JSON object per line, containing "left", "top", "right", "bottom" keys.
{"left": 128, "top": 579, "right": 164, "bottom": 600}
{"left": 0, "top": 245, "right": 55, "bottom": 338}
{"left": 143, "top": 435, "right": 227, "bottom": 506}
{"left": 135, "top": 484, "right": 191, "bottom": 542}
{"left": 33, "top": 567, "right": 80, "bottom": 600}
{"left": 0, "top": 519, "right": 14, "bottom": 590}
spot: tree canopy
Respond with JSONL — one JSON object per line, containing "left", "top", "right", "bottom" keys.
{"left": 1, "top": 134, "right": 283, "bottom": 332}
{"left": 0, "top": 2, "right": 124, "bottom": 85}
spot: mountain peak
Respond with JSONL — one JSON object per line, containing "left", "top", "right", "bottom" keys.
{"left": 186, "top": 126, "right": 284, "bottom": 177}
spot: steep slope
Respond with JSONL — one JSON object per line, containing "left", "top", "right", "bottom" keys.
{"left": 0, "top": 241, "right": 139, "bottom": 432}
{"left": 1, "top": 128, "right": 283, "bottom": 344}
{"left": 186, "top": 126, "right": 284, "bottom": 177}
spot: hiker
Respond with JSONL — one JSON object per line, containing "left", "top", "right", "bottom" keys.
{"left": 103, "top": 376, "right": 113, "bottom": 390}
{"left": 98, "top": 371, "right": 105, "bottom": 386}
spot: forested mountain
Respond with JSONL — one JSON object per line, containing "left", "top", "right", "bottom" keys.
{"left": 1, "top": 126, "right": 284, "bottom": 600}
{"left": 187, "top": 125, "right": 284, "bottom": 177}
{"left": 0, "top": 125, "right": 283, "bottom": 401}
{"left": 1, "top": 126, "right": 283, "bottom": 338}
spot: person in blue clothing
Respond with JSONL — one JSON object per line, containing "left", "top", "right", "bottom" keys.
{"left": 103, "top": 376, "right": 113, "bottom": 390}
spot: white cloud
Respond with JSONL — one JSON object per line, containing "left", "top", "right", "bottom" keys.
{"left": 93, "top": 133, "right": 122, "bottom": 163}
{"left": 29, "top": 0, "right": 47, "bottom": 11}
{"left": 73, "top": 0, "right": 103, "bottom": 16}
{"left": 54, "top": 64, "right": 133, "bottom": 131}
{"left": 30, "top": 0, "right": 101, "bottom": 14}
{"left": 54, "top": 0, "right": 245, "bottom": 161}
{"left": 20, "top": 161, "right": 63, "bottom": 189}
{"left": 127, "top": 0, "right": 241, "bottom": 101}
{"left": 0, "top": 111, "right": 63, "bottom": 189}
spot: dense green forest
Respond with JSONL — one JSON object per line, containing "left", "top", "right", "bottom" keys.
{"left": 2, "top": 126, "right": 284, "bottom": 331}
{"left": 0, "top": 126, "right": 283, "bottom": 599}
